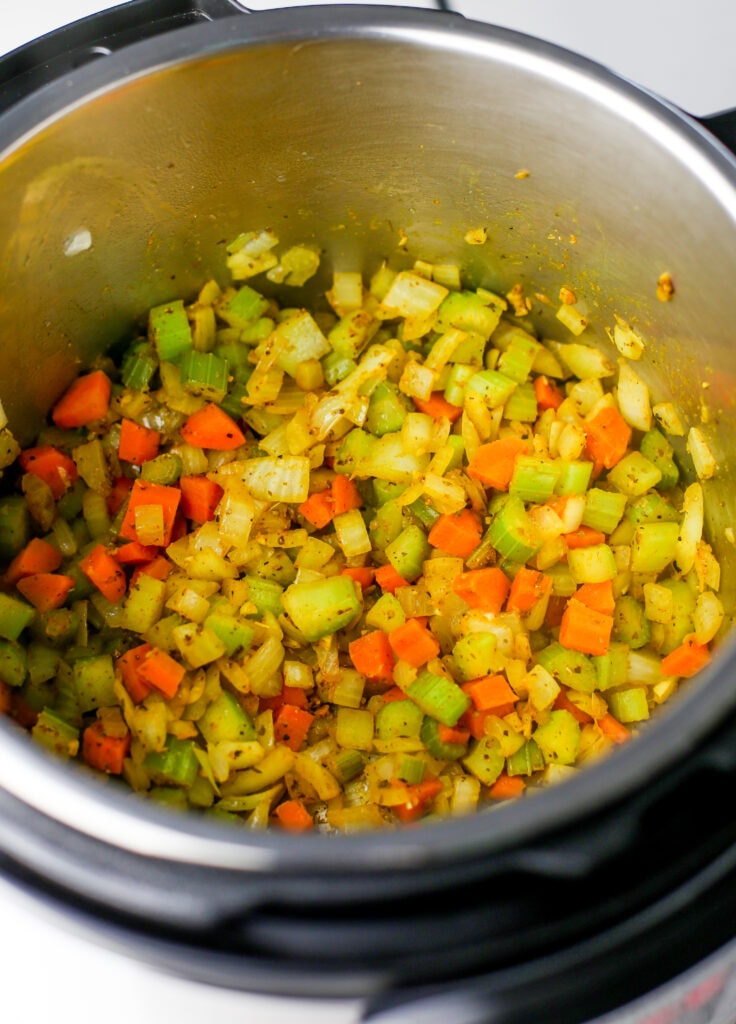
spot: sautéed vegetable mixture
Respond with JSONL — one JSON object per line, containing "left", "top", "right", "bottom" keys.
{"left": 0, "top": 230, "right": 723, "bottom": 831}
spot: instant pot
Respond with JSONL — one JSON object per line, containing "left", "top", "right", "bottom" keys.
{"left": 1, "top": 3, "right": 736, "bottom": 1022}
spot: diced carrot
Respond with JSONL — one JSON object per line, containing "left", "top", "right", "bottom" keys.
{"left": 0, "top": 680, "right": 11, "bottom": 715}
{"left": 506, "top": 566, "right": 552, "bottom": 614}
{"left": 558, "top": 597, "right": 613, "bottom": 656}
{"left": 453, "top": 566, "right": 510, "bottom": 612}
{"left": 118, "top": 479, "right": 182, "bottom": 547}
{"left": 661, "top": 636, "right": 712, "bottom": 678}
{"left": 462, "top": 673, "right": 517, "bottom": 712}
{"left": 179, "top": 475, "right": 224, "bottom": 523}
{"left": 349, "top": 630, "right": 395, "bottom": 681}
{"left": 489, "top": 773, "right": 527, "bottom": 800}
{"left": 116, "top": 643, "right": 153, "bottom": 703}
{"left": 114, "top": 541, "right": 160, "bottom": 565}
{"left": 412, "top": 392, "right": 463, "bottom": 423}
{"left": 437, "top": 723, "right": 471, "bottom": 746}
{"left": 553, "top": 687, "right": 593, "bottom": 724}
{"left": 597, "top": 712, "right": 631, "bottom": 745}
{"left": 428, "top": 508, "right": 483, "bottom": 558}
{"left": 393, "top": 776, "right": 443, "bottom": 823}
{"left": 117, "top": 418, "right": 160, "bottom": 464}
{"left": 130, "top": 554, "right": 172, "bottom": 587}
{"left": 107, "top": 476, "right": 133, "bottom": 516}
{"left": 381, "top": 686, "right": 409, "bottom": 703}
{"left": 273, "top": 798, "right": 314, "bottom": 832}
{"left": 340, "top": 566, "right": 375, "bottom": 591}
{"left": 545, "top": 594, "right": 568, "bottom": 628}
{"left": 18, "top": 445, "right": 78, "bottom": 499}
{"left": 259, "top": 684, "right": 311, "bottom": 714}
{"left": 79, "top": 543, "right": 127, "bottom": 604}
{"left": 16, "top": 573, "right": 75, "bottom": 612}
{"left": 274, "top": 703, "right": 314, "bottom": 752}
{"left": 375, "top": 563, "right": 410, "bottom": 594}
{"left": 331, "top": 474, "right": 363, "bottom": 514}
{"left": 137, "top": 647, "right": 186, "bottom": 699}
{"left": 459, "top": 707, "right": 492, "bottom": 740}
{"left": 466, "top": 437, "right": 528, "bottom": 490}
{"left": 298, "top": 489, "right": 335, "bottom": 529}
{"left": 51, "top": 370, "right": 112, "bottom": 429}
{"left": 10, "top": 692, "right": 38, "bottom": 728}
{"left": 564, "top": 525, "right": 606, "bottom": 549}
{"left": 533, "top": 375, "right": 564, "bottom": 411}
{"left": 574, "top": 580, "right": 615, "bottom": 615}
{"left": 82, "top": 719, "right": 131, "bottom": 775}
{"left": 180, "top": 403, "right": 245, "bottom": 450}
{"left": 585, "top": 406, "right": 631, "bottom": 470}
{"left": 4, "top": 537, "right": 62, "bottom": 585}
{"left": 387, "top": 617, "right": 440, "bottom": 669}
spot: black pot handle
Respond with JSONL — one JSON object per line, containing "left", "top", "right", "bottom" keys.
{"left": 699, "top": 107, "right": 736, "bottom": 156}
{"left": 0, "top": 0, "right": 249, "bottom": 116}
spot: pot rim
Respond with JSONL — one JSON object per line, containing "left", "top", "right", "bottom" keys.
{"left": 1, "top": 4, "right": 735, "bottom": 874}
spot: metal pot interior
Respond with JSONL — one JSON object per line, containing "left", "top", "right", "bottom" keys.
{"left": 0, "top": 5, "right": 735, "bottom": 864}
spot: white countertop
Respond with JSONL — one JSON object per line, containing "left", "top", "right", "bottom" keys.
{"left": 0, "top": 3, "right": 734, "bottom": 1023}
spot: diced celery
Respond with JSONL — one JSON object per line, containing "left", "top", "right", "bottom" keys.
{"left": 639, "top": 428, "right": 679, "bottom": 489}
{"left": 198, "top": 691, "right": 256, "bottom": 745}
{"left": 335, "top": 707, "right": 374, "bottom": 751}
{"left": 656, "top": 580, "right": 696, "bottom": 654}
{"left": 537, "top": 642, "right": 598, "bottom": 693}
{"left": 420, "top": 716, "right": 468, "bottom": 760}
{"left": 327, "top": 748, "right": 365, "bottom": 784}
{"left": 555, "top": 460, "right": 594, "bottom": 496}
{"left": 244, "top": 576, "right": 284, "bottom": 618}
{"left": 612, "top": 596, "right": 651, "bottom": 650}
{"left": 203, "top": 612, "right": 254, "bottom": 657}
{"left": 282, "top": 576, "right": 361, "bottom": 642}
{"left": 31, "top": 708, "right": 80, "bottom": 758}
{"left": 592, "top": 642, "right": 629, "bottom": 690}
{"left": 365, "top": 382, "right": 411, "bottom": 437}
{"left": 140, "top": 452, "right": 183, "bottom": 486}
{"left": 462, "top": 736, "right": 505, "bottom": 785}
{"left": 0, "top": 639, "right": 27, "bottom": 688}
{"left": 607, "top": 687, "right": 650, "bottom": 724}
{"left": 466, "top": 368, "right": 517, "bottom": 408}
{"left": 216, "top": 285, "right": 270, "bottom": 329}
{"left": 121, "top": 345, "right": 158, "bottom": 391}
{"left": 73, "top": 654, "right": 116, "bottom": 713}
{"left": 506, "top": 738, "right": 545, "bottom": 777}
{"left": 322, "top": 351, "right": 357, "bottom": 387}
{"left": 145, "top": 736, "right": 200, "bottom": 787}
{"left": 0, "top": 592, "right": 35, "bottom": 641}
{"left": 397, "top": 755, "right": 427, "bottom": 785}
{"left": 406, "top": 670, "right": 470, "bottom": 727}
{"left": 607, "top": 451, "right": 662, "bottom": 496}
{"left": 488, "top": 496, "right": 541, "bottom": 563}
{"left": 566, "top": 543, "right": 617, "bottom": 583}
{"left": 452, "top": 633, "right": 499, "bottom": 681}
{"left": 534, "top": 709, "right": 581, "bottom": 765}
{"left": 149, "top": 299, "right": 192, "bottom": 362}
{"left": 509, "top": 456, "right": 561, "bottom": 502}
{"left": 365, "top": 592, "right": 406, "bottom": 632}
{"left": 497, "top": 334, "right": 540, "bottom": 382}
{"left": 179, "top": 351, "right": 229, "bottom": 402}
{"left": 375, "top": 699, "right": 424, "bottom": 739}
{"left": 630, "top": 522, "right": 679, "bottom": 574}
{"left": 581, "top": 488, "right": 627, "bottom": 534}
{"left": 436, "top": 290, "right": 502, "bottom": 340}
{"left": 123, "top": 575, "right": 168, "bottom": 634}
{"left": 27, "top": 642, "right": 62, "bottom": 686}
{"left": 385, "top": 524, "right": 430, "bottom": 583}
{"left": 625, "top": 492, "right": 680, "bottom": 524}
{"left": 329, "top": 309, "right": 379, "bottom": 360}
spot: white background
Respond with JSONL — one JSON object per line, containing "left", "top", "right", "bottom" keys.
{"left": 0, "top": 3, "right": 734, "bottom": 1023}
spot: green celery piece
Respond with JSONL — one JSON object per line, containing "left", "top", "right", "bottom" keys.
{"left": 251, "top": 549, "right": 296, "bottom": 586}
{"left": 581, "top": 488, "right": 628, "bottom": 534}
{"left": 445, "top": 435, "right": 465, "bottom": 470}
{"left": 630, "top": 522, "right": 679, "bottom": 574}
{"left": 282, "top": 576, "right": 361, "bottom": 642}
{"left": 497, "top": 334, "right": 540, "bottom": 382}
{"left": 464, "top": 521, "right": 497, "bottom": 570}
{"left": 566, "top": 543, "right": 617, "bottom": 584}
{"left": 607, "top": 451, "right": 662, "bottom": 496}
{"left": 555, "top": 460, "right": 594, "bottom": 496}
{"left": 121, "top": 343, "right": 158, "bottom": 392}
{"left": 144, "top": 736, "right": 200, "bottom": 788}
{"left": 624, "top": 492, "right": 679, "bottom": 524}
{"left": 203, "top": 611, "right": 254, "bottom": 657}
{"left": 372, "top": 479, "right": 406, "bottom": 507}
{"left": 607, "top": 687, "right": 650, "bottom": 724}
{"left": 385, "top": 524, "right": 430, "bottom": 583}
{"left": 639, "top": 428, "right": 679, "bottom": 489}
{"left": 56, "top": 479, "right": 87, "bottom": 522}
{"left": 29, "top": 607, "right": 79, "bottom": 648}
{"left": 198, "top": 691, "right": 256, "bottom": 745}
{"left": 466, "top": 368, "right": 518, "bottom": 408}
{"left": 333, "top": 428, "right": 376, "bottom": 476}
{"left": 179, "top": 351, "right": 229, "bottom": 402}
{"left": 612, "top": 595, "right": 651, "bottom": 650}
{"left": 452, "top": 633, "right": 499, "bottom": 682}
{"left": 488, "top": 495, "right": 541, "bottom": 563}
{"left": 365, "top": 592, "right": 406, "bottom": 632}
{"left": 537, "top": 642, "right": 598, "bottom": 693}
{"left": 409, "top": 497, "right": 441, "bottom": 529}
{"left": 149, "top": 787, "right": 189, "bottom": 809}
{"left": 27, "top": 642, "right": 63, "bottom": 686}
{"left": 219, "top": 380, "right": 250, "bottom": 421}
{"left": 406, "top": 670, "right": 471, "bottom": 727}
{"left": 322, "top": 351, "right": 357, "bottom": 387}
{"left": 365, "top": 382, "right": 411, "bottom": 437}
{"left": 592, "top": 641, "right": 630, "bottom": 690}
{"left": 145, "top": 612, "right": 186, "bottom": 652}
{"left": 444, "top": 363, "right": 476, "bottom": 406}
{"left": 328, "top": 309, "right": 379, "bottom": 359}
{"left": 0, "top": 592, "right": 35, "bottom": 641}
{"left": 140, "top": 452, "right": 183, "bottom": 486}
{"left": 656, "top": 580, "right": 696, "bottom": 654}
{"left": 0, "top": 639, "right": 27, "bottom": 687}
{"left": 149, "top": 299, "right": 192, "bottom": 362}
{"left": 436, "top": 290, "right": 502, "bottom": 341}
{"left": 0, "top": 496, "right": 30, "bottom": 561}
{"left": 545, "top": 562, "right": 578, "bottom": 597}
{"left": 397, "top": 755, "right": 427, "bottom": 785}
{"left": 241, "top": 317, "right": 275, "bottom": 345}
{"left": 123, "top": 574, "right": 167, "bottom": 634}
{"left": 217, "top": 285, "right": 270, "bottom": 329}
{"left": 503, "top": 381, "right": 538, "bottom": 422}
{"left": 188, "top": 774, "right": 216, "bottom": 809}
{"left": 506, "top": 738, "right": 545, "bottom": 777}
{"left": 509, "top": 455, "right": 561, "bottom": 502}
{"left": 31, "top": 708, "right": 80, "bottom": 759}
{"left": 420, "top": 716, "right": 468, "bottom": 760}
{"left": 534, "top": 709, "right": 581, "bottom": 765}
{"left": 244, "top": 576, "right": 284, "bottom": 618}
{"left": 375, "top": 699, "right": 424, "bottom": 739}
{"left": 462, "top": 736, "right": 505, "bottom": 785}
{"left": 448, "top": 334, "right": 485, "bottom": 366}
{"left": 327, "top": 748, "right": 364, "bottom": 784}
{"left": 72, "top": 654, "right": 116, "bottom": 713}
{"left": 64, "top": 561, "right": 96, "bottom": 602}
{"left": 370, "top": 499, "right": 404, "bottom": 550}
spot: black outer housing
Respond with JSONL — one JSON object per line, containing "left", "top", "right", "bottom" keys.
{"left": 1, "top": 5, "right": 736, "bottom": 1023}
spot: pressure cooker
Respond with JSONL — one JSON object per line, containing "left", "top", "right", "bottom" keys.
{"left": 1, "top": 3, "right": 736, "bottom": 1022}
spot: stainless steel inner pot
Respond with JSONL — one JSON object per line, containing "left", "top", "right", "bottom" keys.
{"left": 1, "top": 9, "right": 736, "bottom": 1012}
